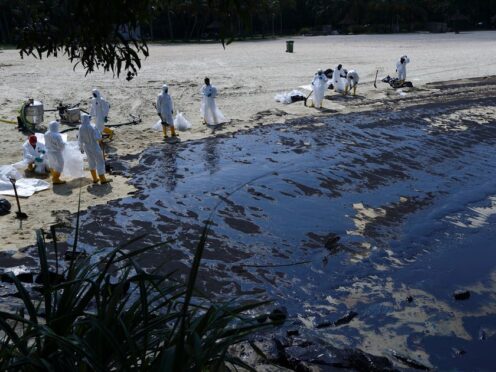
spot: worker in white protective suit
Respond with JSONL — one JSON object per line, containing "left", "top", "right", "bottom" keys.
{"left": 90, "top": 88, "right": 110, "bottom": 133}
{"left": 44, "top": 120, "right": 66, "bottom": 185}
{"left": 396, "top": 55, "right": 410, "bottom": 82}
{"left": 201, "top": 77, "right": 227, "bottom": 125}
{"left": 332, "top": 64, "right": 347, "bottom": 93}
{"left": 311, "top": 69, "right": 328, "bottom": 108}
{"left": 22, "top": 135, "right": 48, "bottom": 173}
{"left": 78, "top": 114, "right": 111, "bottom": 184}
{"left": 345, "top": 70, "right": 360, "bottom": 96}
{"left": 156, "top": 84, "right": 178, "bottom": 139}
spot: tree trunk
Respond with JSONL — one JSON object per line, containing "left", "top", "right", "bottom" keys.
{"left": 167, "top": 7, "right": 174, "bottom": 41}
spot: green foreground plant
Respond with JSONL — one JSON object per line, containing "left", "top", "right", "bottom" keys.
{"left": 0, "top": 217, "right": 276, "bottom": 370}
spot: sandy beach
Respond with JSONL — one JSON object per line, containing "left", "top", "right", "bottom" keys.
{"left": 1, "top": 31, "right": 495, "bottom": 250}
{"left": 1, "top": 31, "right": 496, "bottom": 369}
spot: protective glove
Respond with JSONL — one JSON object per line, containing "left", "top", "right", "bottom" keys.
{"left": 104, "top": 116, "right": 108, "bottom": 123}
{"left": 157, "top": 113, "right": 162, "bottom": 117}
{"left": 207, "top": 94, "right": 212, "bottom": 97}
{"left": 35, "top": 157, "right": 42, "bottom": 162}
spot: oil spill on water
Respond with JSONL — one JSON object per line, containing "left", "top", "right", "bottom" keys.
{"left": 42, "top": 97, "right": 496, "bottom": 368}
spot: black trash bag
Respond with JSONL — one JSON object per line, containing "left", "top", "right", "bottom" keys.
{"left": 0, "top": 199, "right": 11, "bottom": 216}
{"left": 290, "top": 94, "right": 306, "bottom": 103}
{"left": 382, "top": 75, "right": 414, "bottom": 89}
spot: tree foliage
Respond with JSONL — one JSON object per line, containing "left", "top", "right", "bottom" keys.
{"left": 0, "top": 0, "right": 495, "bottom": 79}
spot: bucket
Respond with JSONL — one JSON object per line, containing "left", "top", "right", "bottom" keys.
{"left": 286, "top": 40, "right": 294, "bottom": 53}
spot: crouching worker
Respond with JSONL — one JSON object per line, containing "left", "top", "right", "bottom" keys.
{"left": 44, "top": 121, "right": 66, "bottom": 185}
{"left": 79, "top": 114, "right": 111, "bottom": 184}
{"left": 23, "top": 135, "right": 48, "bottom": 174}
{"left": 345, "top": 70, "right": 360, "bottom": 96}
{"left": 156, "top": 84, "right": 178, "bottom": 139}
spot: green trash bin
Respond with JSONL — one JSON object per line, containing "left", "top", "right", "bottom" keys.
{"left": 286, "top": 40, "right": 294, "bottom": 53}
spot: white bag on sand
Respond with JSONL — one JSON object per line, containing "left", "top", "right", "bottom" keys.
{"left": 0, "top": 165, "right": 22, "bottom": 182}
{"left": 174, "top": 112, "right": 192, "bottom": 131}
{"left": 274, "top": 90, "right": 305, "bottom": 104}
{"left": 62, "top": 141, "right": 85, "bottom": 178}
{"left": 0, "top": 165, "right": 49, "bottom": 197}
{"left": 152, "top": 120, "right": 162, "bottom": 132}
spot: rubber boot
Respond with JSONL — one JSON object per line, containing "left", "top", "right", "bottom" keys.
{"left": 162, "top": 125, "right": 168, "bottom": 139}
{"left": 27, "top": 163, "right": 35, "bottom": 171}
{"left": 353, "top": 86, "right": 357, "bottom": 96}
{"left": 171, "top": 126, "right": 178, "bottom": 137}
{"left": 52, "top": 171, "right": 66, "bottom": 185}
{"left": 103, "top": 127, "right": 114, "bottom": 141}
{"left": 99, "top": 174, "right": 112, "bottom": 184}
{"left": 90, "top": 169, "right": 99, "bottom": 183}
{"left": 344, "top": 85, "right": 349, "bottom": 95}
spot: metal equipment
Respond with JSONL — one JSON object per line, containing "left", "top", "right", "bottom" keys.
{"left": 18, "top": 99, "right": 44, "bottom": 132}
{"left": 57, "top": 103, "right": 83, "bottom": 124}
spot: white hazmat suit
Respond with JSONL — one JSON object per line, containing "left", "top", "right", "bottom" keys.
{"left": 346, "top": 70, "right": 360, "bottom": 95}
{"left": 90, "top": 89, "right": 110, "bottom": 133}
{"left": 23, "top": 139, "right": 48, "bottom": 173}
{"left": 201, "top": 83, "right": 227, "bottom": 125}
{"left": 156, "top": 84, "right": 178, "bottom": 138}
{"left": 332, "top": 65, "right": 347, "bottom": 93}
{"left": 156, "top": 85, "right": 174, "bottom": 126}
{"left": 396, "top": 55, "right": 410, "bottom": 81}
{"left": 311, "top": 70, "right": 328, "bottom": 108}
{"left": 79, "top": 114, "right": 107, "bottom": 183}
{"left": 44, "top": 120, "right": 66, "bottom": 184}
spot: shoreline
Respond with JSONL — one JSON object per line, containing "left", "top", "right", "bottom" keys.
{"left": 2, "top": 74, "right": 496, "bottom": 252}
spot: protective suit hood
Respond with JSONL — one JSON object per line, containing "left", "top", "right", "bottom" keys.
{"left": 49, "top": 121, "right": 60, "bottom": 133}
{"left": 162, "top": 84, "right": 169, "bottom": 93}
{"left": 92, "top": 89, "right": 101, "bottom": 99}
{"left": 81, "top": 113, "right": 91, "bottom": 126}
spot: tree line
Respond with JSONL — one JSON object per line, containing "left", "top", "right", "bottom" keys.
{"left": 0, "top": 0, "right": 494, "bottom": 78}
{"left": 2, "top": 0, "right": 495, "bottom": 45}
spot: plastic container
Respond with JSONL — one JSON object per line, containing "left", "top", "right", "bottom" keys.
{"left": 286, "top": 40, "right": 294, "bottom": 53}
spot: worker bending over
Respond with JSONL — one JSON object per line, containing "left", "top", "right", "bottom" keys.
{"left": 345, "top": 70, "right": 360, "bottom": 96}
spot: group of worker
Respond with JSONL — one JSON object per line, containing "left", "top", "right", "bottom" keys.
{"left": 23, "top": 78, "right": 224, "bottom": 185}
{"left": 310, "top": 55, "right": 410, "bottom": 108}
{"left": 22, "top": 56, "right": 410, "bottom": 186}
{"left": 22, "top": 88, "right": 111, "bottom": 185}
{"left": 156, "top": 77, "right": 226, "bottom": 140}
